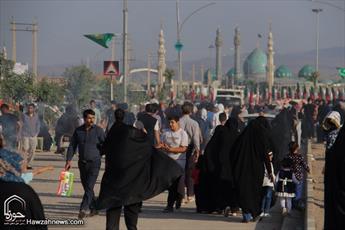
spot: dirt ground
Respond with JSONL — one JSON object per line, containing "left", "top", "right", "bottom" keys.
{"left": 310, "top": 143, "right": 325, "bottom": 230}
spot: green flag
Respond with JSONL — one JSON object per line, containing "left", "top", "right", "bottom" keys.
{"left": 84, "top": 33, "right": 114, "bottom": 48}
{"left": 338, "top": 67, "right": 345, "bottom": 78}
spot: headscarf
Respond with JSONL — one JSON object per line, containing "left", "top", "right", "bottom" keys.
{"left": 217, "top": 103, "right": 225, "bottom": 113}
{"left": 201, "top": 108, "right": 207, "bottom": 121}
{"left": 0, "top": 148, "right": 24, "bottom": 182}
{"left": 322, "top": 111, "right": 341, "bottom": 132}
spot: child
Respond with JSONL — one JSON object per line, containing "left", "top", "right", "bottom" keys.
{"left": 287, "top": 141, "right": 310, "bottom": 209}
{"left": 158, "top": 116, "right": 188, "bottom": 212}
{"left": 21, "top": 165, "right": 54, "bottom": 184}
{"left": 260, "top": 151, "right": 275, "bottom": 217}
{"left": 0, "top": 134, "right": 54, "bottom": 184}
{"left": 276, "top": 158, "right": 298, "bottom": 216}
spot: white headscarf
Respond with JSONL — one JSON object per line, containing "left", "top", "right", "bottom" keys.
{"left": 217, "top": 103, "right": 225, "bottom": 113}
{"left": 201, "top": 108, "right": 207, "bottom": 121}
{"left": 322, "top": 111, "right": 341, "bottom": 131}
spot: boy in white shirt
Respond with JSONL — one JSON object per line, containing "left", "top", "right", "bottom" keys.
{"left": 158, "top": 116, "right": 188, "bottom": 212}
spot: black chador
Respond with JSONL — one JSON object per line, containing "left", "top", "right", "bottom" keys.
{"left": 231, "top": 116, "right": 274, "bottom": 219}
{"left": 97, "top": 122, "right": 183, "bottom": 209}
{"left": 324, "top": 125, "right": 345, "bottom": 230}
{"left": 197, "top": 118, "right": 240, "bottom": 212}
{"left": 271, "top": 108, "right": 293, "bottom": 165}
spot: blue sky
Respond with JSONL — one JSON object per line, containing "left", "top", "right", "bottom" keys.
{"left": 0, "top": 0, "right": 344, "bottom": 66}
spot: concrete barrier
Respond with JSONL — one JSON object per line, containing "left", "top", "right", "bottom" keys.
{"left": 305, "top": 139, "right": 316, "bottom": 230}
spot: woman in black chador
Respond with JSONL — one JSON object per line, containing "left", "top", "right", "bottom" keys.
{"left": 323, "top": 112, "right": 345, "bottom": 230}
{"left": 196, "top": 118, "right": 240, "bottom": 213}
{"left": 97, "top": 109, "right": 183, "bottom": 230}
{"left": 271, "top": 108, "right": 294, "bottom": 166}
{"left": 232, "top": 116, "right": 274, "bottom": 222}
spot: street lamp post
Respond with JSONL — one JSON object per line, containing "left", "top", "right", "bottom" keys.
{"left": 310, "top": 0, "right": 345, "bottom": 69}
{"left": 312, "top": 8, "right": 322, "bottom": 73}
{"left": 123, "top": 0, "right": 128, "bottom": 103}
{"left": 312, "top": 8, "right": 322, "bottom": 88}
{"left": 175, "top": 0, "right": 215, "bottom": 98}
{"left": 176, "top": 0, "right": 182, "bottom": 98}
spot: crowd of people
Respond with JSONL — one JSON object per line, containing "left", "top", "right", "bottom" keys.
{"left": 0, "top": 97, "right": 345, "bottom": 229}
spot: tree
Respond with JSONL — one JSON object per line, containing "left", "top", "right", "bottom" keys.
{"left": 0, "top": 53, "right": 34, "bottom": 102}
{"left": 309, "top": 71, "right": 320, "bottom": 88}
{"left": 92, "top": 78, "right": 111, "bottom": 102}
{"left": 64, "top": 65, "right": 95, "bottom": 108}
{"left": 163, "top": 68, "right": 175, "bottom": 84}
{"left": 34, "top": 78, "right": 66, "bottom": 105}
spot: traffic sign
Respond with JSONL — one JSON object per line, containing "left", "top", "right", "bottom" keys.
{"left": 337, "top": 67, "right": 345, "bottom": 79}
{"left": 104, "top": 61, "right": 119, "bottom": 76}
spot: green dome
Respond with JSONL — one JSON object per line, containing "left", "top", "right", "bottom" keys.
{"left": 243, "top": 48, "right": 267, "bottom": 77}
{"left": 298, "top": 65, "right": 316, "bottom": 78}
{"left": 275, "top": 65, "right": 293, "bottom": 78}
{"left": 203, "top": 68, "right": 217, "bottom": 84}
{"left": 226, "top": 68, "right": 236, "bottom": 78}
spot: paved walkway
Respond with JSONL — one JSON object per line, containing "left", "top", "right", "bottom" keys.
{"left": 310, "top": 143, "right": 325, "bottom": 230}
{"left": 30, "top": 151, "right": 286, "bottom": 230}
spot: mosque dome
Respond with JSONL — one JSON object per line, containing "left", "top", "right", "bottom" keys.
{"left": 203, "top": 68, "right": 217, "bottom": 84}
{"left": 243, "top": 48, "right": 267, "bottom": 82}
{"left": 298, "top": 65, "right": 316, "bottom": 78}
{"left": 275, "top": 65, "right": 293, "bottom": 78}
{"left": 226, "top": 68, "right": 236, "bottom": 78}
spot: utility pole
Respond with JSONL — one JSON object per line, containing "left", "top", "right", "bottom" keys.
{"left": 147, "top": 51, "right": 151, "bottom": 93}
{"left": 123, "top": 0, "right": 128, "bottom": 103}
{"left": 192, "top": 64, "right": 195, "bottom": 90}
{"left": 312, "top": 8, "right": 322, "bottom": 88}
{"left": 175, "top": 0, "right": 216, "bottom": 99}
{"left": 176, "top": 0, "right": 182, "bottom": 98}
{"left": 10, "top": 17, "right": 38, "bottom": 79}
{"left": 111, "top": 37, "right": 116, "bottom": 61}
{"left": 200, "top": 64, "right": 204, "bottom": 83}
{"left": 11, "top": 17, "right": 16, "bottom": 63}
{"left": 110, "top": 38, "right": 116, "bottom": 101}
{"left": 312, "top": 8, "right": 322, "bottom": 73}
{"left": 32, "top": 19, "right": 38, "bottom": 79}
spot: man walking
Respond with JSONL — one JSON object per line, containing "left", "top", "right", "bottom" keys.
{"left": 89, "top": 100, "right": 101, "bottom": 126}
{"left": 65, "top": 109, "right": 105, "bottom": 219}
{"left": 179, "top": 102, "right": 201, "bottom": 202}
{"left": 0, "top": 104, "right": 20, "bottom": 150}
{"left": 137, "top": 103, "right": 160, "bottom": 146}
{"left": 21, "top": 103, "right": 40, "bottom": 169}
{"left": 105, "top": 100, "right": 117, "bottom": 133}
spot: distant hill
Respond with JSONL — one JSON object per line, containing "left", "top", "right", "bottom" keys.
{"left": 39, "top": 46, "right": 345, "bottom": 82}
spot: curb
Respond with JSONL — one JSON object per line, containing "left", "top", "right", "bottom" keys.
{"left": 305, "top": 139, "right": 316, "bottom": 230}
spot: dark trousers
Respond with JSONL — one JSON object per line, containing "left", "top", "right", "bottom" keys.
{"left": 185, "top": 144, "right": 195, "bottom": 197}
{"left": 54, "top": 132, "right": 62, "bottom": 150}
{"left": 167, "top": 179, "right": 182, "bottom": 208}
{"left": 78, "top": 160, "right": 101, "bottom": 212}
{"left": 4, "top": 136, "right": 17, "bottom": 151}
{"left": 106, "top": 203, "right": 141, "bottom": 230}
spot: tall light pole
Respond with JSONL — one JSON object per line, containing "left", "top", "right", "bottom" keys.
{"left": 123, "top": 0, "right": 128, "bottom": 103}
{"left": 312, "top": 8, "right": 322, "bottom": 73}
{"left": 176, "top": 0, "right": 182, "bottom": 98}
{"left": 310, "top": 0, "right": 345, "bottom": 67}
{"left": 175, "top": 0, "right": 216, "bottom": 98}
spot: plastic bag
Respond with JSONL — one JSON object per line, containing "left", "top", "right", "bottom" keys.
{"left": 57, "top": 170, "right": 74, "bottom": 196}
